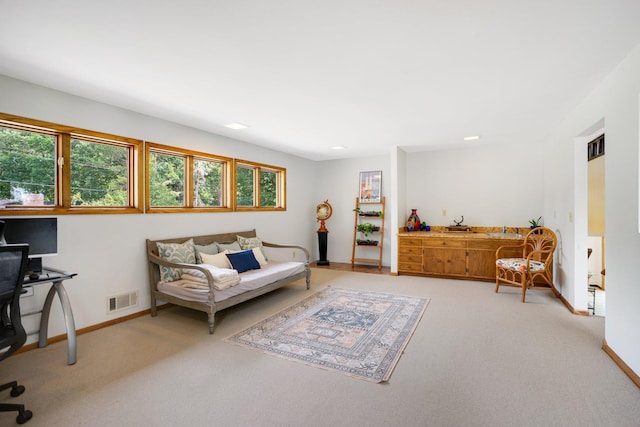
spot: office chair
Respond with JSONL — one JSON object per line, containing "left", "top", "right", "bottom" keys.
{"left": 0, "top": 244, "right": 33, "bottom": 424}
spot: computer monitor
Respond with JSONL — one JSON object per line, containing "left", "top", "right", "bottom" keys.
{"left": 0, "top": 217, "right": 57, "bottom": 273}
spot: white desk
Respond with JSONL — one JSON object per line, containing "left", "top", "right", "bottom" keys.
{"left": 22, "top": 267, "right": 78, "bottom": 365}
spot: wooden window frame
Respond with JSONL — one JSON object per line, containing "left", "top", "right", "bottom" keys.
{"left": 0, "top": 113, "right": 143, "bottom": 215}
{"left": 145, "top": 142, "right": 232, "bottom": 213}
{"left": 1, "top": 114, "right": 288, "bottom": 215}
{"left": 233, "top": 159, "right": 286, "bottom": 212}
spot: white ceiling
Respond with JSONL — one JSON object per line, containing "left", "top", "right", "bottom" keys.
{"left": 1, "top": 1, "right": 639, "bottom": 161}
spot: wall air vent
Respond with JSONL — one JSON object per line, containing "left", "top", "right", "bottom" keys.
{"left": 107, "top": 290, "right": 139, "bottom": 313}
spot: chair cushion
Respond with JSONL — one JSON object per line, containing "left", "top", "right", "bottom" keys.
{"left": 496, "top": 258, "right": 546, "bottom": 272}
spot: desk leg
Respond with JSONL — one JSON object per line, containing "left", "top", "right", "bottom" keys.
{"left": 39, "top": 281, "right": 77, "bottom": 365}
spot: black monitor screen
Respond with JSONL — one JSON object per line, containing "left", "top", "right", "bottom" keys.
{"left": 0, "top": 217, "right": 58, "bottom": 258}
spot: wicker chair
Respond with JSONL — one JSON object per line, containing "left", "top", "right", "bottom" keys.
{"left": 495, "top": 227, "right": 558, "bottom": 302}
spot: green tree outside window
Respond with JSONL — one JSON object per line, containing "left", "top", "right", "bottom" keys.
{"left": 0, "top": 127, "right": 56, "bottom": 205}
{"left": 194, "top": 158, "right": 223, "bottom": 207}
{"left": 236, "top": 166, "right": 254, "bottom": 207}
{"left": 260, "top": 169, "right": 277, "bottom": 207}
{"left": 70, "top": 138, "right": 129, "bottom": 206}
{"left": 149, "top": 151, "right": 185, "bottom": 207}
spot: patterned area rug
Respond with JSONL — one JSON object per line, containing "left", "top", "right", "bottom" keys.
{"left": 225, "top": 287, "right": 430, "bottom": 382}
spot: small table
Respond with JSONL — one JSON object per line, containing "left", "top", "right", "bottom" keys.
{"left": 22, "top": 267, "right": 78, "bottom": 365}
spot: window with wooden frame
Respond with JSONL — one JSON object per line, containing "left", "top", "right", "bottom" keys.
{"left": 0, "top": 113, "right": 142, "bottom": 214}
{"left": 146, "top": 142, "right": 232, "bottom": 212}
{"left": 234, "top": 159, "right": 286, "bottom": 211}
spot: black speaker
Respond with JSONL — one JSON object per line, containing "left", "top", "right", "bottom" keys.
{"left": 27, "top": 257, "right": 42, "bottom": 273}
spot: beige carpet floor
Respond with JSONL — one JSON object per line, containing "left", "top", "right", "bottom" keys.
{"left": 2, "top": 268, "right": 639, "bottom": 426}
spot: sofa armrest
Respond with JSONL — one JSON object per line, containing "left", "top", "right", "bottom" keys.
{"left": 147, "top": 251, "right": 202, "bottom": 271}
{"left": 147, "top": 252, "right": 217, "bottom": 292}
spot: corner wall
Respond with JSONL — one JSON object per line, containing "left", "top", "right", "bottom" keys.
{"left": 315, "top": 155, "right": 391, "bottom": 265}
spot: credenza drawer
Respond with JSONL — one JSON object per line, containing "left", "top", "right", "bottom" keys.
{"left": 399, "top": 246, "right": 422, "bottom": 255}
{"left": 402, "top": 254, "right": 422, "bottom": 264}
{"left": 399, "top": 262, "right": 422, "bottom": 272}
{"left": 399, "top": 238, "right": 422, "bottom": 247}
{"left": 422, "top": 238, "right": 466, "bottom": 248}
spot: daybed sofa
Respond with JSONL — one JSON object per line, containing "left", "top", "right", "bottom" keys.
{"left": 146, "top": 229, "right": 310, "bottom": 333}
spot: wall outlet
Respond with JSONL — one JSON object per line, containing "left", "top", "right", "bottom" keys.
{"left": 292, "top": 251, "right": 296, "bottom": 259}
{"left": 442, "top": 209, "right": 447, "bottom": 216}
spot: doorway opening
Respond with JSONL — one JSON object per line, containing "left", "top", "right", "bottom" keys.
{"left": 587, "top": 133, "right": 605, "bottom": 316}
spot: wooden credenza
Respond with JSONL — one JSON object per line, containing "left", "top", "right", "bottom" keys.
{"left": 398, "top": 232, "right": 524, "bottom": 281}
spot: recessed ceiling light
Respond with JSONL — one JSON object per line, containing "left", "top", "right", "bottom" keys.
{"left": 463, "top": 135, "right": 480, "bottom": 141}
{"left": 225, "top": 122, "right": 250, "bottom": 130}
{"left": 331, "top": 146, "right": 346, "bottom": 150}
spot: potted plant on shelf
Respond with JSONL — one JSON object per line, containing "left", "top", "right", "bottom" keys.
{"left": 356, "top": 222, "right": 379, "bottom": 246}
{"left": 529, "top": 216, "right": 542, "bottom": 229}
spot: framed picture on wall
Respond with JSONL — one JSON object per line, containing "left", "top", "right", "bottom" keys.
{"left": 359, "top": 170, "right": 382, "bottom": 203}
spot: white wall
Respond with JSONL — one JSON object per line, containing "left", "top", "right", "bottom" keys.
{"left": 405, "top": 144, "right": 545, "bottom": 229}
{"left": 316, "top": 143, "right": 547, "bottom": 270}
{"left": 544, "top": 43, "right": 640, "bottom": 375}
{"left": 0, "top": 75, "right": 319, "bottom": 342}
{"left": 315, "top": 155, "right": 391, "bottom": 265}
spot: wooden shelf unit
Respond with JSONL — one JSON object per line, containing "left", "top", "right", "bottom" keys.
{"left": 351, "top": 196, "right": 385, "bottom": 269}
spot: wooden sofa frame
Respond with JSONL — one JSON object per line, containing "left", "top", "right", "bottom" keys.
{"left": 146, "top": 229, "right": 310, "bottom": 334}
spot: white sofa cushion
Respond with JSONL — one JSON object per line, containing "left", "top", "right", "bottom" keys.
{"left": 158, "top": 260, "right": 306, "bottom": 303}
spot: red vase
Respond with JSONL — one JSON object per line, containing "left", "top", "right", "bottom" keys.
{"left": 407, "top": 209, "right": 420, "bottom": 232}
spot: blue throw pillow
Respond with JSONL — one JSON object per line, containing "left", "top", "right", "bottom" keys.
{"left": 226, "top": 249, "right": 261, "bottom": 273}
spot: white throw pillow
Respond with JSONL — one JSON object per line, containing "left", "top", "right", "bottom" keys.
{"left": 251, "top": 247, "right": 268, "bottom": 266}
{"left": 200, "top": 250, "right": 231, "bottom": 268}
